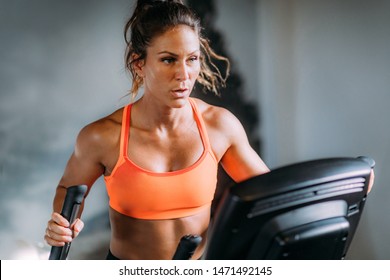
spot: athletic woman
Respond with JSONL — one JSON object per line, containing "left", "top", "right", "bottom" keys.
{"left": 43, "top": 0, "right": 275, "bottom": 260}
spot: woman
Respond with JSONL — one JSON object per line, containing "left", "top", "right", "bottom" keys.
{"left": 44, "top": 0, "right": 269, "bottom": 260}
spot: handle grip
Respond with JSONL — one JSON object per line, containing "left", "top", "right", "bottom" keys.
{"left": 172, "top": 234, "right": 202, "bottom": 260}
{"left": 357, "top": 156, "right": 375, "bottom": 169}
{"left": 49, "top": 185, "right": 87, "bottom": 260}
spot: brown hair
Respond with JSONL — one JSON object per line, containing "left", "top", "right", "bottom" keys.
{"left": 124, "top": 0, "right": 230, "bottom": 99}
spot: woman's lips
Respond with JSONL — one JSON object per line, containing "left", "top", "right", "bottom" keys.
{"left": 171, "top": 88, "right": 188, "bottom": 98}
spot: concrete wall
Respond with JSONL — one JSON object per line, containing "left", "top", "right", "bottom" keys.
{"left": 0, "top": 0, "right": 132, "bottom": 259}
{"left": 215, "top": 0, "right": 390, "bottom": 259}
{"left": 255, "top": 0, "right": 390, "bottom": 259}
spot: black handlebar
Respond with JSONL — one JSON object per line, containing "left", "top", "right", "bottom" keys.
{"left": 49, "top": 185, "right": 87, "bottom": 260}
{"left": 172, "top": 234, "right": 202, "bottom": 260}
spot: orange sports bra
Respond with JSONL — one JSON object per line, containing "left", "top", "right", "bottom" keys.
{"left": 104, "top": 98, "right": 218, "bottom": 220}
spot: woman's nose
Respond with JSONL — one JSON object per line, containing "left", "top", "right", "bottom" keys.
{"left": 175, "top": 62, "right": 190, "bottom": 81}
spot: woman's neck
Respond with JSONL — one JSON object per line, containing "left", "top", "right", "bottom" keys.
{"left": 132, "top": 95, "right": 193, "bottom": 132}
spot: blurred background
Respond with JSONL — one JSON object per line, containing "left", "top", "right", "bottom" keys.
{"left": 0, "top": 0, "right": 389, "bottom": 260}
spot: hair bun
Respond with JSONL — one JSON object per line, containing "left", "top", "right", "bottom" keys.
{"left": 133, "top": 0, "right": 184, "bottom": 17}
{"left": 137, "top": 0, "right": 183, "bottom": 7}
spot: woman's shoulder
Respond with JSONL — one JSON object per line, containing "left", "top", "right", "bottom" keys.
{"left": 192, "top": 97, "right": 241, "bottom": 130}
{"left": 191, "top": 97, "right": 247, "bottom": 160}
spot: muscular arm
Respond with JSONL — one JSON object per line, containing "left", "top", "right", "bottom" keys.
{"left": 198, "top": 98, "right": 269, "bottom": 183}
{"left": 219, "top": 110, "right": 269, "bottom": 182}
{"left": 45, "top": 117, "right": 120, "bottom": 246}
{"left": 54, "top": 123, "right": 106, "bottom": 212}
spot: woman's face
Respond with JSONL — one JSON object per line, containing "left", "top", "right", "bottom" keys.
{"left": 137, "top": 25, "right": 201, "bottom": 107}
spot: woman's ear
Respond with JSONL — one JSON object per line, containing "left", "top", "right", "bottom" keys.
{"left": 132, "top": 54, "right": 145, "bottom": 78}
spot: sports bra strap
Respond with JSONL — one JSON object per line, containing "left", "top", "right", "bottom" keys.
{"left": 188, "top": 98, "right": 212, "bottom": 152}
{"left": 120, "top": 104, "right": 131, "bottom": 158}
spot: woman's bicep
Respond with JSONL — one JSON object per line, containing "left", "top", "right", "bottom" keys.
{"left": 219, "top": 112, "right": 269, "bottom": 183}
{"left": 53, "top": 134, "right": 104, "bottom": 213}
{"left": 59, "top": 150, "right": 103, "bottom": 188}
{"left": 221, "top": 142, "right": 269, "bottom": 183}
{"left": 56, "top": 126, "right": 105, "bottom": 198}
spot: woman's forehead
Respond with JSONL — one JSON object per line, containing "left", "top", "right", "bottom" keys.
{"left": 148, "top": 25, "right": 200, "bottom": 54}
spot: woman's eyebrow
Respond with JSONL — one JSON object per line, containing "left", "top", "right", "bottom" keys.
{"left": 157, "top": 50, "right": 200, "bottom": 56}
{"left": 158, "top": 51, "right": 178, "bottom": 56}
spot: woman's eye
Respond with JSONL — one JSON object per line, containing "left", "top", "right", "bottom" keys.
{"left": 189, "top": 56, "right": 199, "bottom": 62}
{"left": 162, "top": 57, "right": 175, "bottom": 64}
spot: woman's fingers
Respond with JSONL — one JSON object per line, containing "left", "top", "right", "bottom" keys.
{"left": 44, "top": 212, "right": 76, "bottom": 246}
{"left": 71, "top": 218, "right": 84, "bottom": 238}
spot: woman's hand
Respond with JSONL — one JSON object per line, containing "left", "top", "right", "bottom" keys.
{"left": 44, "top": 212, "right": 84, "bottom": 247}
{"left": 368, "top": 169, "right": 375, "bottom": 194}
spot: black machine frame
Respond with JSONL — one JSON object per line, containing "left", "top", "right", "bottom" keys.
{"left": 204, "top": 156, "right": 375, "bottom": 260}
